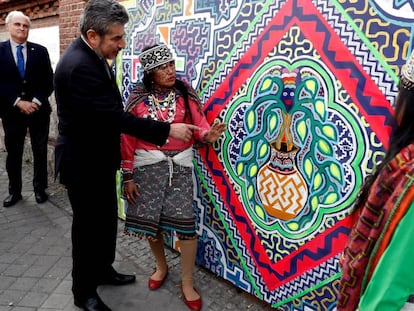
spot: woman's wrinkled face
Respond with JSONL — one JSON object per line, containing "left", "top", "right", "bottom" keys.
{"left": 152, "top": 61, "right": 176, "bottom": 91}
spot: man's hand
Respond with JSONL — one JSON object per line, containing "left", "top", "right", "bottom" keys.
{"left": 17, "top": 100, "right": 39, "bottom": 115}
{"left": 169, "top": 123, "right": 200, "bottom": 142}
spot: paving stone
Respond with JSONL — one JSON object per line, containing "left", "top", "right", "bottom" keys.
{"left": 0, "top": 145, "right": 278, "bottom": 311}
{"left": 22, "top": 265, "right": 50, "bottom": 278}
{"left": 0, "top": 253, "right": 19, "bottom": 265}
{"left": 0, "top": 289, "right": 25, "bottom": 306}
{"left": 2, "top": 264, "right": 30, "bottom": 277}
{"left": 0, "top": 276, "right": 17, "bottom": 290}
{"left": 8, "top": 278, "right": 38, "bottom": 291}
{"left": 31, "top": 278, "right": 61, "bottom": 294}
{"left": 18, "top": 292, "right": 48, "bottom": 308}
{"left": 41, "top": 293, "right": 72, "bottom": 309}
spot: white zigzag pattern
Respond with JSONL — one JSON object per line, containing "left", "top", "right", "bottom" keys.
{"left": 200, "top": 3, "right": 282, "bottom": 102}
{"left": 316, "top": 0, "right": 397, "bottom": 104}
{"left": 260, "top": 256, "right": 340, "bottom": 303}
{"left": 193, "top": 153, "right": 261, "bottom": 283}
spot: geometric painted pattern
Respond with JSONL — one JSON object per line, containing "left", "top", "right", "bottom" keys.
{"left": 118, "top": 0, "right": 413, "bottom": 309}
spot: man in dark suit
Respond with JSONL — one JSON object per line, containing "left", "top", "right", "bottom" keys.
{"left": 54, "top": 1, "right": 197, "bottom": 310}
{"left": 0, "top": 11, "right": 53, "bottom": 207}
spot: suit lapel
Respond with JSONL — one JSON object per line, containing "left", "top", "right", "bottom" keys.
{"left": 25, "top": 42, "right": 35, "bottom": 74}
{"left": 2, "top": 40, "right": 22, "bottom": 79}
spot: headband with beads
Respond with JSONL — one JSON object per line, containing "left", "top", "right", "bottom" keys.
{"left": 139, "top": 45, "right": 174, "bottom": 72}
{"left": 401, "top": 51, "right": 414, "bottom": 90}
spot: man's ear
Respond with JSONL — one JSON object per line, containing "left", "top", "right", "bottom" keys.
{"left": 86, "top": 29, "right": 99, "bottom": 49}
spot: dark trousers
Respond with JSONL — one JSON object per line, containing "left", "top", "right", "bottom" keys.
{"left": 66, "top": 168, "right": 118, "bottom": 301}
{"left": 2, "top": 112, "right": 50, "bottom": 194}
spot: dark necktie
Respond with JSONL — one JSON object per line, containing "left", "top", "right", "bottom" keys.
{"left": 16, "top": 45, "right": 25, "bottom": 78}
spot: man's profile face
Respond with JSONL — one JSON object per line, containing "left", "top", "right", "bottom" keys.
{"left": 7, "top": 15, "right": 30, "bottom": 44}
{"left": 96, "top": 23, "right": 126, "bottom": 60}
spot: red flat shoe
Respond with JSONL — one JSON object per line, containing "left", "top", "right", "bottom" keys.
{"left": 148, "top": 269, "right": 168, "bottom": 290}
{"left": 181, "top": 286, "right": 202, "bottom": 311}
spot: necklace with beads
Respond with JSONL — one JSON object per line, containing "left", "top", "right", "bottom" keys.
{"left": 147, "top": 90, "right": 177, "bottom": 123}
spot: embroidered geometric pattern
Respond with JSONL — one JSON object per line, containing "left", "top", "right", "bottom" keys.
{"left": 118, "top": 0, "right": 412, "bottom": 309}
{"left": 138, "top": 44, "right": 174, "bottom": 72}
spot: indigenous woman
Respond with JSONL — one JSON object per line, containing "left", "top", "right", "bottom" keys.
{"left": 121, "top": 44, "right": 226, "bottom": 311}
{"left": 337, "top": 51, "right": 414, "bottom": 310}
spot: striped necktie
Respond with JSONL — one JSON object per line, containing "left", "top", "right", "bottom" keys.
{"left": 16, "top": 45, "right": 25, "bottom": 78}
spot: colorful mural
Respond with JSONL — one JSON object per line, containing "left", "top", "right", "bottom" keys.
{"left": 117, "top": 0, "right": 413, "bottom": 309}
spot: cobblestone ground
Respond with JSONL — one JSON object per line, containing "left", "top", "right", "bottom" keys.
{"left": 44, "top": 156, "right": 273, "bottom": 311}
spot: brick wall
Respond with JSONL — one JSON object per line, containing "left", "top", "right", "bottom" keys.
{"left": 58, "top": 0, "right": 86, "bottom": 53}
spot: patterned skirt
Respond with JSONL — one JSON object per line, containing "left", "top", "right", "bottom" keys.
{"left": 124, "top": 154, "right": 196, "bottom": 238}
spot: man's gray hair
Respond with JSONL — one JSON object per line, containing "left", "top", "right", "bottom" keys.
{"left": 79, "top": 0, "right": 129, "bottom": 37}
{"left": 5, "top": 11, "right": 31, "bottom": 27}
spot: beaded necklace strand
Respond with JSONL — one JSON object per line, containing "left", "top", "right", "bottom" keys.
{"left": 147, "top": 90, "right": 177, "bottom": 123}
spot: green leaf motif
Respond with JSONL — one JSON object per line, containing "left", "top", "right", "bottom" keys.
{"left": 318, "top": 139, "right": 333, "bottom": 156}
{"left": 315, "top": 99, "right": 326, "bottom": 119}
{"left": 323, "top": 192, "right": 338, "bottom": 204}
{"left": 305, "top": 79, "right": 317, "bottom": 96}
{"left": 259, "top": 144, "right": 268, "bottom": 159}
{"left": 236, "top": 162, "right": 243, "bottom": 175}
{"left": 247, "top": 110, "right": 255, "bottom": 132}
{"left": 313, "top": 172, "right": 322, "bottom": 190}
{"left": 297, "top": 120, "right": 307, "bottom": 142}
{"left": 329, "top": 163, "right": 341, "bottom": 181}
{"left": 311, "top": 196, "right": 318, "bottom": 211}
{"left": 242, "top": 140, "right": 252, "bottom": 156}
{"left": 260, "top": 77, "right": 273, "bottom": 92}
{"left": 247, "top": 185, "right": 254, "bottom": 199}
{"left": 304, "top": 158, "right": 313, "bottom": 179}
{"left": 255, "top": 204, "right": 265, "bottom": 220}
{"left": 269, "top": 115, "right": 277, "bottom": 132}
{"left": 322, "top": 125, "right": 336, "bottom": 140}
{"left": 287, "top": 222, "right": 299, "bottom": 230}
{"left": 249, "top": 164, "right": 258, "bottom": 177}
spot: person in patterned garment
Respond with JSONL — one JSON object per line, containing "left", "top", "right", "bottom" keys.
{"left": 337, "top": 50, "right": 414, "bottom": 311}
{"left": 121, "top": 44, "right": 226, "bottom": 311}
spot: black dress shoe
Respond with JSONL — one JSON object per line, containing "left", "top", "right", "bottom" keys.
{"left": 74, "top": 295, "right": 111, "bottom": 311}
{"left": 99, "top": 272, "right": 136, "bottom": 286}
{"left": 3, "top": 194, "right": 22, "bottom": 207}
{"left": 35, "top": 191, "right": 48, "bottom": 204}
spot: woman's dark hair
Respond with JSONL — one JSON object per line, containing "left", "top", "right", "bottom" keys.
{"left": 354, "top": 85, "right": 414, "bottom": 209}
{"left": 141, "top": 45, "right": 191, "bottom": 121}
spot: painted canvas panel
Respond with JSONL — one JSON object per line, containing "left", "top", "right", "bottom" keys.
{"left": 117, "top": 0, "right": 413, "bottom": 309}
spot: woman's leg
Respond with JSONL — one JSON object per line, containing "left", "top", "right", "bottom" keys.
{"left": 180, "top": 238, "right": 200, "bottom": 300}
{"left": 148, "top": 233, "right": 168, "bottom": 280}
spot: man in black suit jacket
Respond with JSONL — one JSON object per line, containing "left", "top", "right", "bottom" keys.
{"left": 54, "top": 1, "right": 197, "bottom": 310}
{"left": 0, "top": 11, "right": 53, "bottom": 207}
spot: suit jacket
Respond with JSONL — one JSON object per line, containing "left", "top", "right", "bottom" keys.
{"left": 54, "top": 37, "right": 170, "bottom": 186}
{"left": 0, "top": 40, "right": 53, "bottom": 118}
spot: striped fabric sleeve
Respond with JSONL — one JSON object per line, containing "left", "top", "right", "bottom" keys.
{"left": 358, "top": 200, "right": 414, "bottom": 311}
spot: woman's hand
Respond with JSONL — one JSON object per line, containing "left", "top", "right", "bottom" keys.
{"left": 203, "top": 122, "right": 226, "bottom": 143}
{"left": 123, "top": 181, "right": 139, "bottom": 205}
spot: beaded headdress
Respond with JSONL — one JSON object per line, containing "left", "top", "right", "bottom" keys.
{"left": 400, "top": 51, "right": 414, "bottom": 90}
{"left": 139, "top": 45, "right": 174, "bottom": 72}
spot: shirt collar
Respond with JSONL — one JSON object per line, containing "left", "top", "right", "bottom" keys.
{"left": 80, "top": 35, "right": 105, "bottom": 61}
{"left": 10, "top": 40, "right": 27, "bottom": 49}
